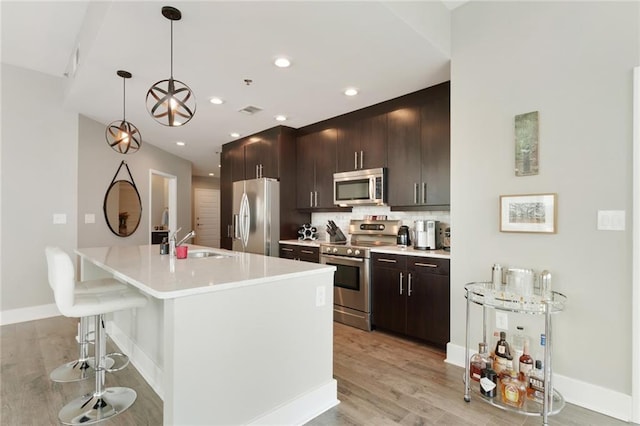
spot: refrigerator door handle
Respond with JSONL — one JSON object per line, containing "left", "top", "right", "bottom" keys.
{"left": 233, "top": 214, "right": 240, "bottom": 239}
{"left": 240, "top": 192, "right": 250, "bottom": 247}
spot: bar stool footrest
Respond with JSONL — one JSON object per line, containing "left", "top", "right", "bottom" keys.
{"left": 104, "top": 352, "right": 130, "bottom": 372}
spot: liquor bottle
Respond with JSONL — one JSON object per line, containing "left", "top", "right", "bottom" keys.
{"left": 480, "top": 367, "right": 497, "bottom": 398}
{"left": 518, "top": 339, "right": 534, "bottom": 382}
{"left": 527, "top": 360, "right": 545, "bottom": 401}
{"left": 493, "top": 331, "right": 512, "bottom": 374}
{"left": 511, "top": 326, "right": 526, "bottom": 372}
{"left": 501, "top": 370, "right": 526, "bottom": 408}
{"left": 469, "top": 342, "right": 490, "bottom": 382}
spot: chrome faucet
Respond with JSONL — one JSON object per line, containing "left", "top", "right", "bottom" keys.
{"left": 176, "top": 230, "right": 196, "bottom": 247}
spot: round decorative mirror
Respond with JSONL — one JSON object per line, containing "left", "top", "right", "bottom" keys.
{"left": 103, "top": 179, "right": 142, "bottom": 237}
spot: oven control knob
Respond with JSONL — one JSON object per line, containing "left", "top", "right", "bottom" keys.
{"left": 346, "top": 248, "right": 353, "bottom": 255}
{"left": 354, "top": 249, "right": 361, "bottom": 256}
{"left": 325, "top": 247, "right": 331, "bottom": 253}
{"left": 332, "top": 247, "right": 338, "bottom": 253}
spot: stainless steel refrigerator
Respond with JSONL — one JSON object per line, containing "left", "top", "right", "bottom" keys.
{"left": 232, "top": 178, "right": 280, "bottom": 256}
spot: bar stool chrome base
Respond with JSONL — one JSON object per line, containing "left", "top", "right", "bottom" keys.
{"left": 58, "top": 387, "right": 137, "bottom": 425}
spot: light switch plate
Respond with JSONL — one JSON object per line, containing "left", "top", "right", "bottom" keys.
{"left": 53, "top": 213, "right": 67, "bottom": 224}
{"left": 597, "top": 210, "right": 625, "bottom": 231}
{"left": 85, "top": 214, "right": 95, "bottom": 224}
{"left": 495, "top": 312, "right": 508, "bottom": 330}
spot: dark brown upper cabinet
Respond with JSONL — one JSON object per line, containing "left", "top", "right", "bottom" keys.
{"left": 244, "top": 133, "right": 278, "bottom": 180}
{"left": 336, "top": 113, "right": 387, "bottom": 172}
{"left": 296, "top": 128, "right": 338, "bottom": 210}
{"left": 387, "top": 82, "right": 450, "bottom": 209}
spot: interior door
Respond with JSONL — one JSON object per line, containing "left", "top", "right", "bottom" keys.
{"left": 194, "top": 188, "right": 220, "bottom": 248}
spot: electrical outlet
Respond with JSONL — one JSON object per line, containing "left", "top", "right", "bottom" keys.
{"left": 85, "top": 214, "right": 95, "bottom": 224}
{"left": 53, "top": 213, "right": 67, "bottom": 224}
{"left": 316, "top": 286, "right": 326, "bottom": 307}
{"left": 495, "top": 312, "right": 508, "bottom": 330}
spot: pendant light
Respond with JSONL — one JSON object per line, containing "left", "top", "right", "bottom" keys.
{"left": 106, "top": 70, "right": 142, "bottom": 154}
{"left": 146, "top": 6, "right": 196, "bottom": 127}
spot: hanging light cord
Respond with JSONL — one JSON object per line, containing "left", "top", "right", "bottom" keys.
{"left": 170, "top": 19, "right": 174, "bottom": 79}
{"left": 122, "top": 77, "right": 126, "bottom": 121}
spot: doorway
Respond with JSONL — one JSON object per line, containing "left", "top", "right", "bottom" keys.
{"left": 149, "top": 170, "right": 177, "bottom": 244}
{"left": 194, "top": 188, "right": 220, "bottom": 248}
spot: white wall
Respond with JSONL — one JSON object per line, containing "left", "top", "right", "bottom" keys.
{"left": 451, "top": 0, "right": 638, "bottom": 418}
{"left": 1, "top": 64, "right": 78, "bottom": 314}
{"left": 0, "top": 64, "right": 194, "bottom": 321}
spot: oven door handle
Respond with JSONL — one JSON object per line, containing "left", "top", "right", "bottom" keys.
{"left": 321, "top": 254, "right": 365, "bottom": 263}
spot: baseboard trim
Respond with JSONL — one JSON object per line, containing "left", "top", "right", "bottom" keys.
{"left": 446, "top": 342, "right": 632, "bottom": 422}
{"left": 248, "top": 380, "right": 339, "bottom": 425}
{"left": 107, "top": 321, "right": 164, "bottom": 401}
{"left": 0, "top": 303, "right": 60, "bottom": 325}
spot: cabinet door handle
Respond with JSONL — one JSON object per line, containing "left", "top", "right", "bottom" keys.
{"left": 415, "top": 262, "right": 438, "bottom": 268}
{"left": 256, "top": 164, "right": 259, "bottom": 179}
{"left": 300, "top": 249, "right": 315, "bottom": 254}
{"left": 422, "top": 182, "right": 427, "bottom": 204}
{"left": 260, "top": 164, "right": 264, "bottom": 177}
{"left": 377, "top": 258, "right": 397, "bottom": 263}
{"left": 399, "top": 272, "right": 404, "bottom": 295}
{"left": 314, "top": 191, "right": 318, "bottom": 207}
{"left": 282, "top": 247, "right": 294, "bottom": 252}
{"left": 354, "top": 152, "right": 358, "bottom": 170}
{"left": 408, "top": 273, "right": 412, "bottom": 296}
{"left": 310, "top": 192, "right": 313, "bottom": 207}
{"left": 413, "top": 183, "right": 419, "bottom": 204}
{"left": 360, "top": 151, "right": 364, "bottom": 169}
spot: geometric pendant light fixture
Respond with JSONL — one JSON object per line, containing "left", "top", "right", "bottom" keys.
{"left": 146, "top": 6, "right": 196, "bottom": 127}
{"left": 105, "top": 70, "right": 142, "bottom": 154}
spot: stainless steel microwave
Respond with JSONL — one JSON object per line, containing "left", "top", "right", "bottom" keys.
{"left": 333, "top": 168, "right": 387, "bottom": 206}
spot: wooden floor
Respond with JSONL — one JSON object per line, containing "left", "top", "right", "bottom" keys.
{"left": 0, "top": 316, "right": 631, "bottom": 425}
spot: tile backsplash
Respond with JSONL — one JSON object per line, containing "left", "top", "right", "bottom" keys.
{"left": 311, "top": 206, "right": 450, "bottom": 243}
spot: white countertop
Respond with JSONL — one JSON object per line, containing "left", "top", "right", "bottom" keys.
{"left": 279, "top": 239, "right": 322, "bottom": 247}
{"left": 370, "top": 245, "right": 451, "bottom": 259}
{"left": 75, "top": 244, "right": 334, "bottom": 299}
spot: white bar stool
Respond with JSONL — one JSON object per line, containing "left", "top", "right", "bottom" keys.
{"left": 45, "top": 247, "right": 147, "bottom": 425}
{"left": 46, "top": 247, "right": 128, "bottom": 382}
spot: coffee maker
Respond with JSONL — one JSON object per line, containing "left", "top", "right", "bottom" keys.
{"left": 414, "top": 220, "right": 440, "bottom": 250}
{"left": 396, "top": 225, "right": 411, "bottom": 246}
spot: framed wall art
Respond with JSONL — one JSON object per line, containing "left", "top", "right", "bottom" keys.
{"left": 500, "top": 193, "right": 557, "bottom": 233}
{"left": 515, "top": 111, "right": 539, "bottom": 176}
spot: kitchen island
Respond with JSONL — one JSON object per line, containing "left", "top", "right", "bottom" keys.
{"left": 75, "top": 244, "right": 337, "bottom": 426}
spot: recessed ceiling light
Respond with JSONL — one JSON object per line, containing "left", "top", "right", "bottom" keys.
{"left": 344, "top": 88, "right": 358, "bottom": 96}
{"left": 274, "top": 57, "right": 291, "bottom": 68}
{"left": 275, "top": 115, "right": 287, "bottom": 122}
{"left": 176, "top": 141, "right": 185, "bottom": 146}
{"left": 230, "top": 132, "right": 240, "bottom": 138}
{"left": 210, "top": 97, "right": 224, "bottom": 105}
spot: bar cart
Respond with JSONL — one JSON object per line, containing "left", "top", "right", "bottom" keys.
{"left": 463, "top": 281, "right": 567, "bottom": 425}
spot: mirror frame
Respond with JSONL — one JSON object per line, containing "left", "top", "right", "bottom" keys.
{"left": 103, "top": 161, "right": 143, "bottom": 238}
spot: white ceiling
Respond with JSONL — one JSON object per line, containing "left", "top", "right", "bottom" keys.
{"left": 1, "top": 1, "right": 458, "bottom": 176}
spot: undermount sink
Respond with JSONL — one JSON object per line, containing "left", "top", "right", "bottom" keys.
{"left": 187, "top": 249, "right": 231, "bottom": 259}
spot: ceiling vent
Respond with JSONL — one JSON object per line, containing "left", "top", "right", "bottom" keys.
{"left": 239, "top": 105, "right": 262, "bottom": 115}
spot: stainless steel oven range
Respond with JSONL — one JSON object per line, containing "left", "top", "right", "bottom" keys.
{"left": 320, "top": 219, "right": 400, "bottom": 331}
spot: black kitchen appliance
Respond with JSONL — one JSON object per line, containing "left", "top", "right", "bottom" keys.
{"left": 396, "top": 225, "right": 411, "bottom": 246}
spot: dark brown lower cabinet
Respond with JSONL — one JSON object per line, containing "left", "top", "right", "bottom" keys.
{"left": 372, "top": 253, "right": 450, "bottom": 348}
{"left": 279, "top": 243, "right": 319, "bottom": 263}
